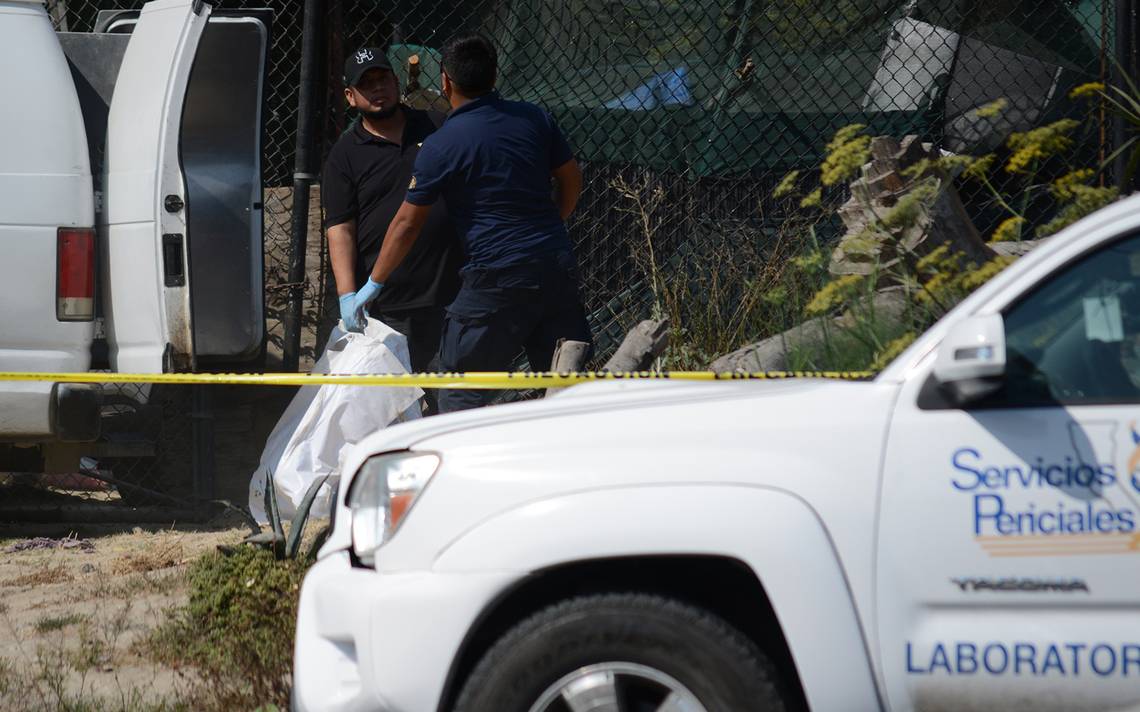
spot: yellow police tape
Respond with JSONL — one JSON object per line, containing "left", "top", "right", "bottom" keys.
{"left": 0, "top": 370, "right": 873, "bottom": 389}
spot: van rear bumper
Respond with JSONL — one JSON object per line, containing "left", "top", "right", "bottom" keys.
{"left": 54, "top": 383, "right": 101, "bottom": 441}
{"left": 0, "top": 382, "right": 101, "bottom": 442}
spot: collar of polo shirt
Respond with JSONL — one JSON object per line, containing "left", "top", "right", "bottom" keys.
{"left": 445, "top": 91, "right": 502, "bottom": 122}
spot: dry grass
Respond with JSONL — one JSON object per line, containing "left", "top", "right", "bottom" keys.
{"left": 111, "top": 540, "right": 186, "bottom": 576}
{"left": 0, "top": 526, "right": 248, "bottom": 711}
{"left": 4, "top": 564, "right": 74, "bottom": 588}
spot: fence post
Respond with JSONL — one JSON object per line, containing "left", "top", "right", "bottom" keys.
{"left": 1115, "top": 0, "right": 1138, "bottom": 191}
{"left": 283, "top": 0, "right": 324, "bottom": 372}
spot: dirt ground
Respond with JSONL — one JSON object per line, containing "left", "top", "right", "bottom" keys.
{"left": 0, "top": 523, "right": 250, "bottom": 708}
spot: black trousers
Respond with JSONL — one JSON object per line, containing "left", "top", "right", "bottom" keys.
{"left": 438, "top": 251, "right": 592, "bottom": 413}
{"left": 370, "top": 305, "right": 445, "bottom": 415}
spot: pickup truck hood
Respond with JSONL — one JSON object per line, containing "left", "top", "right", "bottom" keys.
{"left": 330, "top": 375, "right": 897, "bottom": 561}
{"left": 350, "top": 377, "right": 828, "bottom": 455}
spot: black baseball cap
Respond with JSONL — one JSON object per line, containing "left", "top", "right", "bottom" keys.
{"left": 344, "top": 47, "right": 394, "bottom": 87}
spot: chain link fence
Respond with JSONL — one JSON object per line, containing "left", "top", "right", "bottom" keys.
{"left": 330, "top": 0, "right": 1120, "bottom": 358}
{"left": 3, "top": 0, "right": 1125, "bottom": 519}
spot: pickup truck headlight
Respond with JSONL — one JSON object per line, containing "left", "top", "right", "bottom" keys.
{"left": 348, "top": 451, "right": 440, "bottom": 566}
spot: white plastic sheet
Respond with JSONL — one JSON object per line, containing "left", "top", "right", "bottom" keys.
{"left": 248, "top": 318, "right": 424, "bottom": 523}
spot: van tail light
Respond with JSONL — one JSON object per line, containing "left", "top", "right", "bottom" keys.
{"left": 57, "top": 228, "right": 96, "bottom": 322}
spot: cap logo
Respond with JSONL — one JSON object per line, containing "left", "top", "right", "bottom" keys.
{"left": 408, "top": 176, "right": 417, "bottom": 190}
{"left": 355, "top": 49, "right": 374, "bottom": 64}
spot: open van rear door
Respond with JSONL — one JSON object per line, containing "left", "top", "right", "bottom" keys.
{"left": 101, "top": 0, "right": 208, "bottom": 373}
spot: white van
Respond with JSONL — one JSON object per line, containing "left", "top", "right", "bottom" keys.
{"left": 0, "top": 0, "right": 99, "bottom": 443}
{"left": 0, "top": 0, "right": 268, "bottom": 474}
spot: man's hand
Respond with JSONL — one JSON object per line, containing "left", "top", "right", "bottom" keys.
{"left": 339, "top": 292, "right": 364, "bottom": 332}
{"left": 352, "top": 278, "right": 384, "bottom": 324}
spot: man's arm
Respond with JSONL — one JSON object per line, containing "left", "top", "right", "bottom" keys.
{"left": 327, "top": 220, "right": 358, "bottom": 296}
{"left": 552, "top": 158, "right": 582, "bottom": 221}
{"left": 368, "top": 201, "right": 433, "bottom": 284}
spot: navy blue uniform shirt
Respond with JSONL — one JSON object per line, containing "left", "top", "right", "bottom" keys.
{"left": 405, "top": 92, "right": 574, "bottom": 271}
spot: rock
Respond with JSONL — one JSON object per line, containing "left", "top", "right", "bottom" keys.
{"left": 830, "top": 135, "right": 993, "bottom": 281}
{"left": 602, "top": 319, "right": 670, "bottom": 372}
{"left": 989, "top": 239, "right": 1042, "bottom": 258}
{"left": 549, "top": 339, "right": 591, "bottom": 372}
{"left": 708, "top": 318, "right": 829, "bottom": 372}
{"left": 709, "top": 292, "right": 906, "bottom": 372}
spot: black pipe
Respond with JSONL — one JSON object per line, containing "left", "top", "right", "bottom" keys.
{"left": 191, "top": 385, "right": 214, "bottom": 517}
{"left": 283, "top": 0, "right": 323, "bottom": 372}
{"left": 1115, "top": 0, "right": 1136, "bottom": 191}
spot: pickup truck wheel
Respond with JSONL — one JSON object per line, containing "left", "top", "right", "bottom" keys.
{"left": 453, "top": 593, "right": 787, "bottom": 712}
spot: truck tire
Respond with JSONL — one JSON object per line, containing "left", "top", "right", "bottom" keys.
{"left": 453, "top": 593, "right": 788, "bottom": 712}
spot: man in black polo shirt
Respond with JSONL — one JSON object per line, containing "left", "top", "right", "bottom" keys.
{"left": 352, "top": 34, "right": 592, "bottom": 413}
{"left": 322, "top": 48, "right": 460, "bottom": 406}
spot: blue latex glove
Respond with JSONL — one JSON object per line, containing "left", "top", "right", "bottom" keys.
{"left": 352, "top": 278, "right": 384, "bottom": 323}
{"left": 339, "top": 292, "right": 364, "bottom": 333}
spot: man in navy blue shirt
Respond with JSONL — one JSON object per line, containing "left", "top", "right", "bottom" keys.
{"left": 353, "top": 33, "right": 592, "bottom": 412}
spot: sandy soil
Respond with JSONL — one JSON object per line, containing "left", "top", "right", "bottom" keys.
{"left": 0, "top": 525, "right": 249, "bottom": 708}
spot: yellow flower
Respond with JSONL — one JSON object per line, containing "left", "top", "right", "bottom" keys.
{"left": 800, "top": 187, "right": 822, "bottom": 208}
{"left": 838, "top": 228, "right": 881, "bottom": 257}
{"left": 940, "top": 154, "right": 974, "bottom": 172}
{"left": 916, "top": 271, "right": 951, "bottom": 304}
{"left": 791, "top": 250, "right": 826, "bottom": 272}
{"left": 826, "top": 123, "right": 867, "bottom": 150}
{"left": 762, "top": 286, "right": 788, "bottom": 306}
{"left": 989, "top": 216, "right": 1025, "bottom": 243}
{"left": 1049, "top": 169, "right": 1095, "bottom": 201}
{"left": 974, "top": 98, "right": 1008, "bottom": 119}
{"left": 870, "top": 332, "right": 917, "bottom": 371}
{"left": 880, "top": 180, "right": 939, "bottom": 229}
{"left": 1037, "top": 185, "right": 1120, "bottom": 237}
{"left": 963, "top": 154, "right": 995, "bottom": 181}
{"left": 960, "top": 256, "right": 1014, "bottom": 290}
{"left": 821, "top": 124, "right": 871, "bottom": 186}
{"left": 1069, "top": 82, "right": 1105, "bottom": 100}
{"left": 805, "top": 274, "right": 864, "bottom": 317}
{"left": 773, "top": 169, "right": 800, "bottom": 198}
{"left": 1005, "top": 120, "right": 1079, "bottom": 174}
{"left": 915, "top": 244, "right": 952, "bottom": 274}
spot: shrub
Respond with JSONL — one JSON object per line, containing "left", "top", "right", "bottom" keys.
{"left": 145, "top": 546, "right": 306, "bottom": 710}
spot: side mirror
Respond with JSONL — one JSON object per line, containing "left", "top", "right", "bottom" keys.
{"left": 933, "top": 314, "right": 1006, "bottom": 404}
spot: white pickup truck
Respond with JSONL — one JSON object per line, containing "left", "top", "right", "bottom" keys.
{"left": 294, "top": 195, "right": 1140, "bottom": 712}
{"left": 0, "top": 0, "right": 267, "bottom": 474}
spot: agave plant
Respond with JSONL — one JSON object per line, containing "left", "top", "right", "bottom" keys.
{"left": 1070, "top": 72, "right": 1140, "bottom": 183}
{"left": 244, "top": 470, "right": 332, "bottom": 560}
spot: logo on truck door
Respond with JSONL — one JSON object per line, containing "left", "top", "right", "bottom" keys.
{"left": 950, "top": 421, "right": 1140, "bottom": 557}
{"left": 950, "top": 577, "right": 1090, "bottom": 593}
{"left": 1128, "top": 421, "right": 1140, "bottom": 494}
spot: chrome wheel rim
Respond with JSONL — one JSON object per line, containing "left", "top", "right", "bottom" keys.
{"left": 527, "top": 661, "right": 709, "bottom": 712}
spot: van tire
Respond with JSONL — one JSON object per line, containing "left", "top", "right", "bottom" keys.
{"left": 452, "top": 592, "right": 787, "bottom": 712}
